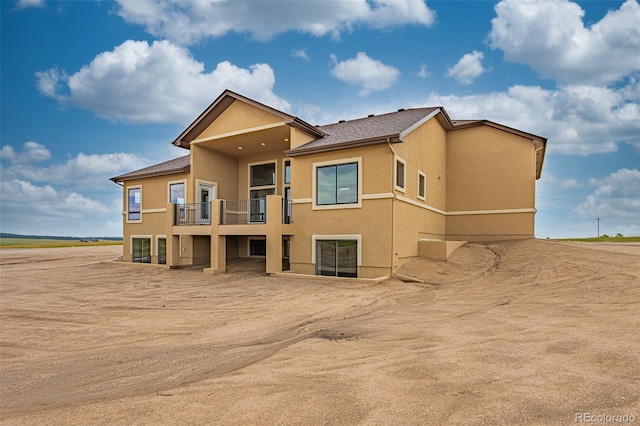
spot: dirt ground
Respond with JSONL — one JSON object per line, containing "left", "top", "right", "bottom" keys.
{"left": 1, "top": 240, "right": 638, "bottom": 425}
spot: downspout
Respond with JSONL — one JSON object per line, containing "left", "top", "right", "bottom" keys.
{"left": 387, "top": 137, "right": 397, "bottom": 275}
{"left": 534, "top": 146, "right": 544, "bottom": 214}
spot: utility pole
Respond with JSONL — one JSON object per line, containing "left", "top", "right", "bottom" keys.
{"left": 596, "top": 217, "right": 600, "bottom": 238}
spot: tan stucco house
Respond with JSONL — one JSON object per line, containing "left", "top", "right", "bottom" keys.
{"left": 111, "top": 90, "right": 546, "bottom": 279}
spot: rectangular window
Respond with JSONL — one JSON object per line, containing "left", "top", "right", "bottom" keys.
{"left": 249, "top": 239, "right": 266, "bottom": 256}
{"left": 128, "top": 187, "right": 141, "bottom": 221}
{"left": 418, "top": 171, "right": 426, "bottom": 200}
{"left": 315, "top": 240, "right": 357, "bottom": 278}
{"left": 284, "top": 160, "right": 291, "bottom": 185}
{"left": 132, "top": 238, "right": 151, "bottom": 263}
{"left": 317, "top": 162, "right": 358, "bottom": 205}
{"left": 250, "top": 162, "right": 276, "bottom": 187}
{"left": 249, "top": 161, "right": 276, "bottom": 221}
{"left": 169, "top": 182, "right": 185, "bottom": 204}
{"left": 395, "top": 157, "right": 406, "bottom": 192}
{"left": 157, "top": 238, "right": 166, "bottom": 265}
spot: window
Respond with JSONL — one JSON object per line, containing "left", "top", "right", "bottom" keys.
{"left": 249, "top": 161, "right": 276, "bottom": 221}
{"left": 315, "top": 240, "right": 357, "bottom": 278}
{"left": 157, "top": 237, "right": 167, "bottom": 265}
{"left": 284, "top": 160, "right": 291, "bottom": 185}
{"left": 127, "top": 187, "right": 141, "bottom": 221}
{"left": 250, "top": 162, "right": 276, "bottom": 187}
{"left": 418, "top": 171, "right": 426, "bottom": 200}
{"left": 132, "top": 238, "right": 151, "bottom": 263}
{"left": 317, "top": 162, "right": 358, "bottom": 205}
{"left": 249, "top": 239, "right": 266, "bottom": 256}
{"left": 169, "top": 182, "right": 185, "bottom": 204}
{"left": 395, "top": 157, "right": 406, "bottom": 192}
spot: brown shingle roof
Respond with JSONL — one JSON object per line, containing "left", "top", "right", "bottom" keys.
{"left": 110, "top": 154, "right": 190, "bottom": 183}
{"left": 287, "top": 108, "right": 440, "bottom": 156}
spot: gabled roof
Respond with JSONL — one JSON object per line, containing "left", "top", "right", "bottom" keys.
{"left": 450, "top": 119, "right": 547, "bottom": 179}
{"left": 287, "top": 107, "right": 446, "bottom": 156}
{"left": 110, "top": 155, "right": 190, "bottom": 183}
{"left": 110, "top": 91, "right": 547, "bottom": 184}
{"left": 172, "top": 90, "right": 326, "bottom": 149}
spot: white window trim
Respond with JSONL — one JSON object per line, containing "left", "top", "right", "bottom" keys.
{"left": 417, "top": 170, "right": 426, "bottom": 201}
{"left": 394, "top": 155, "right": 407, "bottom": 193}
{"left": 311, "top": 234, "right": 362, "bottom": 266}
{"left": 248, "top": 159, "right": 278, "bottom": 198}
{"left": 312, "top": 157, "right": 362, "bottom": 210}
{"left": 126, "top": 185, "right": 142, "bottom": 223}
{"left": 168, "top": 179, "right": 187, "bottom": 204}
{"left": 195, "top": 179, "right": 218, "bottom": 203}
{"left": 248, "top": 237, "right": 267, "bottom": 257}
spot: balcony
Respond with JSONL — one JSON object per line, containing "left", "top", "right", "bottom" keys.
{"left": 173, "top": 203, "right": 211, "bottom": 226}
{"left": 220, "top": 198, "right": 293, "bottom": 225}
{"left": 173, "top": 198, "right": 292, "bottom": 227}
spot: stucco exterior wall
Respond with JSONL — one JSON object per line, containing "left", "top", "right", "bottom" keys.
{"left": 190, "top": 144, "right": 238, "bottom": 200}
{"left": 389, "top": 117, "right": 448, "bottom": 270}
{"left": 445, "top": 126, "right": 536, "bottom": 240}
{"left": 198, "top": 100, "right": 283, "bottom": 140}
{"left": 121, "top": 172, "right": 188, "bottom": 262}
{"left": 288, "top": 145, "right": 395, "bottom": 278}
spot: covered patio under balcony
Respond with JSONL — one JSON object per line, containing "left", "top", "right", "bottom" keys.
{"left": 169, "top": 195, "right": 294, "bottom": 275}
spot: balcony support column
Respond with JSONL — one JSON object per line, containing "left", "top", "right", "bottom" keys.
{"left": 266, "top": 195, "right": 283, "bottom": 275}
{"left": 204, "top": 199, "right": 226, "bottom": 275}
{"left": 166, "top": 203, "right": 180, "bottom": 267}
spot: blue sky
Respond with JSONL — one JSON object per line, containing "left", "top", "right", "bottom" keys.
{"left": 1, "top": 0, "right": 639, "bottom": 238}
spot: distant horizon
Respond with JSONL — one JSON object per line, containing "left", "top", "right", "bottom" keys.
{"left": 0, "top": 232, "right": 123, "bottom": 241}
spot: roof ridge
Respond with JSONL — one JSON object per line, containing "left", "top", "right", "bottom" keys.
{"left": 318, "top": 107, "right": 438, "bottom": 128}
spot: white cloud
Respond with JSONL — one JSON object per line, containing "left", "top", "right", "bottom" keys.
{"left": 291, "top": 49, "right": 310, "bottom": 61}
{"left": 0, "top": 141, "right": 51, "bottom": 163}
{"left": 116, "top": 0, "right": 435, "bottom": 45}
{"left": 330, "top": 52, "right": 400, "bottom": 96}
{"left": 446, "top": 51, "right": 486, "bottom": 85}
{"left": 1, "top": 179, "right": 57, "bottom": 202}
{"left": 417, "top": 64, "right": 429, "bottom": 78}
{"left": 574, "top": 168, "right": 640, "bottom": 219}
{"left": 0, "top": 179, "right": 115, "bottom": 236}
{"left": 561, "top": 178, "right": 582, "bottom": 189}
{"left": 35, "top": 67, "right": 65, "bottom": 99}
{"left": 426, "top": 81, "right": 640, "bottom": 155}
{"left": 0, "top": 145, "right": 16, "bottom": 161}
{"left": 36, "top": 40, "right": 290, "bottom": 124}
{"left": 15, "top": 0, "right": 44, "bottom": 10}
{"left": 1, "top": 145, "right": 148, "bottom": 189}
{"left": 63, "top": 192, "right": 110, "bottom": 213}
{"left": 489, "top": 0, "right": 640, "bottom": 85}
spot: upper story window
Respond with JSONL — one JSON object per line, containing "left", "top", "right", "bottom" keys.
{"left": 250, "top": 162, "right": 276, "bottom": 187}
{"left": 395, "top": 156, "right": 406, "bottom": 192}
{"left": 317, "top": 162, "right": 358, "bottom": 205}
{"left": 283, "top": 160, "right": 291, "bottom": 200}
{"left": 169, "top": 182, "right": 185, "bottom": 204}
{"left": 127, "top": 187, "right": 141, "bottom": 221}
{"left": 418, "top": 171, "right": 426, "bottom": 201}
{"left": 284, "top": 160, "right": 291, "bottom": 185}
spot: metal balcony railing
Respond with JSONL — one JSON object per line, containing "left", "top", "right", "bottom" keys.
{"left": 220, "top": 199, "right": 266, "bottom": 225}
{"left": 174, "top": 203, "right": 211, "bottom": 225}
{"left": 282, "top": 199, "right": 293, "bottom": 224}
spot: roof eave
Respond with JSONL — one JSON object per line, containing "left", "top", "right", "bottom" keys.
{"left": 110, "top": 165, "right": 190, "bottom": 184}
{"left": 172, "top": 90, "right": 324, "bottom": 149}
{"left": 286, "top": 135, "right": 401, "bottom": 157}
